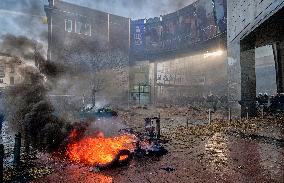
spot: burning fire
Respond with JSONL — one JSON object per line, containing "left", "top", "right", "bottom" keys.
{"left": 66, "top": 130, "right": 135, "bottom": 166}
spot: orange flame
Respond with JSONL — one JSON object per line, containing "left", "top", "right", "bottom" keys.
{"left": 66, "top": 131, "right": 135, "bottom": 166}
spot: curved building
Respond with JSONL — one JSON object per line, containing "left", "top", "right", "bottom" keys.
{"left": 129, "top": 0, "right": 227, "bottom": 105}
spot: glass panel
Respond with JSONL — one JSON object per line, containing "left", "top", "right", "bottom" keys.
{"left": 84, "top": 24, "right": 91, "bottom": 36}
{"left": 10, "top": 77, "right": 14, "bottom": 85}
{"left": 65, "top": 19, "right": 72, "bottom": 32}
{"left": 75, "top": 21, "right": 83, "bottom": 34}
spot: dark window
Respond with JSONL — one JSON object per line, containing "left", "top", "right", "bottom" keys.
{"left": 75, "top": 21, "right": 91, "bottom": 36}
{"left": 0, "top": 65, "right": 4, "bottom": 78}
{"left": 75, "top": 21, "right": 83, "bottom": 34}
{"left": 10, "top": 77, "right": 14, "bottom": 85}
{"left": 0, "top": 79, "right": 3, "bottom": 83}
{"left": 84, "top": 24, "right": 91, "bottom": 36}
{"left": 10, "top": 66, "right": 15, "bottom": 73}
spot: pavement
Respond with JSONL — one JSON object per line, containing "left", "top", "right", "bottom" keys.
{"left": 3, "top": 106, "right": 284, "bottom": 183}
{"left": 31, "top": 132, "right": 284, "bottom": 183}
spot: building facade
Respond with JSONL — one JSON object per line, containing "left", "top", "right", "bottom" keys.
{"left": 0, "top": 53, "right": 22, "bottom": 91}
{"left": 44, "top": 0, "right": 131, "bottom": 105}
{"left": 227, "top": 0, "right": 284, "bottom": 116}
{"left": 129, "top": 0, "right": 227, "bottom": 106}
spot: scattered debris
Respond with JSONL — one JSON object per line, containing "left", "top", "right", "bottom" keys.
{"left": 161, "top": 167, "right": 176, "bottom": 172}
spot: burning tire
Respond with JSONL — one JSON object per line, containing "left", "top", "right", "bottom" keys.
{"left": 96, "top": 149, "right": 131, "bottom": 169}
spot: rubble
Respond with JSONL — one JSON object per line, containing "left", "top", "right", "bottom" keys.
{"left": 3, "top": 164, "right": 53, "bottom": 182}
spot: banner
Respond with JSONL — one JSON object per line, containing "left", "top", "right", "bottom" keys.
{"left": 162, "top": 12, "right": 179, "bottom": 50}
{"left": 131, "top": 0, "right": 224, "bottom": 56}
{"left": 194, "top": 0, "right": 217, "bottom": 41}
{"left": 178, "top": 5, "right": 198, "bottom": 46}
{"left": 157, "top": 61, "right": 187, "bottom": 86}
{"left": 145, "top": 17, "right": 163, "bottom": 52}
{"left": 131, "top": 19, "right": 145, "bottom": 54}
{"left": 213, "top": 0, "right": 227, "bottom": 33}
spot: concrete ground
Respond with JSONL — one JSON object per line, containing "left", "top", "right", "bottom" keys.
{"left": 3, "top": 106, "right": 284, "bottom": 183}
{"left": 31, "top": 133, "right": 284, "bottom": 183}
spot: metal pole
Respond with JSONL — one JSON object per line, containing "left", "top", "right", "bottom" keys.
{"left": 246, "top": 107, "right": 249, "bottom": 120}
{"left": 13, "top": 133, "right": 21, "bottom": 167}
{"left": 228, "top": 108, "right": 232, "bottom": 122}
{"left": 209, "top": 109, "right": 211, "bottom": 124}
{"left": 82, "top": 94, "right": 85, "bottom": 107}
{"left": 261, "top": 106, "right": 264, "bottom": 119}
{"left": 186, "top": 117, "right": 189, "bottom": 128}
{"left": 0, "top": 144, "right": 4, "bottom": 183}
{"left": 138, "top": 83, "right": 141, "bottom": 106}
{"left": 156, "top": 117, "right": 161, "bottom": 139}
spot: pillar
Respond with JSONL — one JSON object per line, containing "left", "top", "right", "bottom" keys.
{"left": 240, "top": 38, "right": 256, "bottom": 117}
{"left": 273, "top": 42, "right": 284, "bottom": 93}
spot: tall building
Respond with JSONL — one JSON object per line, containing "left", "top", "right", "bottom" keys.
{"left": 129, "top": 0, "right": 227, "bottom": 105}
{"left": 44, "top": 0, "right": 131, "bottom": 105}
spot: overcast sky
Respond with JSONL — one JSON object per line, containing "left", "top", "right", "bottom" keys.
{"left": 64, "top": 0, "right": 198, "bottom": 19}
{"left": 0, "top": 0, "right": 273, "bottom": 58}
{"left": 0, "top": 0, "right": 198, "bottom": 19}
{"left": 0, "top": 0, "right": 198, "bottom": 40}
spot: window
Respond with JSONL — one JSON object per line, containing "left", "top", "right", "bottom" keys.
{"left": 75, "top": 21, "right": 83, "bottom": 34}
{"left": 84, "top": 24, "right": 91, "bottom": 36}
{"left": 65, "top": 19, "right": 72, "bottom": 32}
{"left": 10, "top": 77, "right": 14, "bottom": 85}
{"left": 0, "top": 65, "right": 4, "bottom": 77}
{"left": 75, "top": 21, "right": 91, "bottom": 36}
{"left": 10, "top": 66, "right": 15, "bottom": 73}
{"left": 0, "top": 79, "right": 3, "bottom": 84}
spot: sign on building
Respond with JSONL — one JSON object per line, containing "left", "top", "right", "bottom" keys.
{"left": 131, "top": 19, "right": 146, "bottom": 54}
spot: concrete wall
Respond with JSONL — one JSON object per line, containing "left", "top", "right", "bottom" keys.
{"left": 228, "top": 0, "right": 284, "bottom": 43}
{"left": 227, "top": 0, "right": 284, "bottom": 116}
{"left": 45, "top": 1, "right": 130, "bottom": 105}
{"left": 0, "top": 55, "right": 22, "bottom": 90}
{"left": 45, "top": 1, "right": 130, "bottom": 63}
{"left": 149, "top": 50, "right": 227, "bottom": 105}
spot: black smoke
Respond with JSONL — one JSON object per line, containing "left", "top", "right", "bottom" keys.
{"left": 1, "top": 35, "right": 75, "bottom": 152}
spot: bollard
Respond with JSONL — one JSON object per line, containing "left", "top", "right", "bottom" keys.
{"left": 186, "top": 117, "right": 189, "bottom": 128}
{"left": 228, "top": 108, "right": 232, "bottom": 122}
{"left": 13, "top": 133, "right": 21, "bottom": 167}
{"left": 246, "top": 107, "right": 249, "bottom": 120}
{"left": 0, "top": 144, "right": 4, "bottom": 183}
{"left": 156, "top": 116, "right": 161, "bottom": 139}
{"left": 209, "top": 109, "right": 212, "bottom": 124}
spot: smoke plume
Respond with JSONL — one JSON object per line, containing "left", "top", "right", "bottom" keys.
{"left": 1, "top": 35, "right": 74, "bottom": 152}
